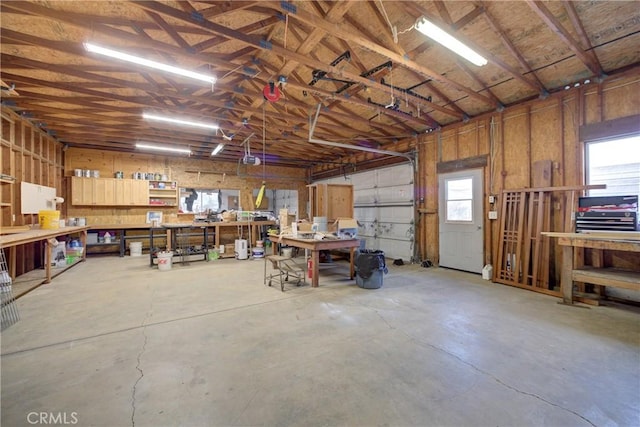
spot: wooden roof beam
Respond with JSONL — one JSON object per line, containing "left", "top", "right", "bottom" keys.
{"left": 432, "top": 2, "right": 503, "bottom": 107}
{"left": 2, "top": 46, "right": 394, "bottom": 137}
{"left": 562, "top": 0, "right": 604, "bottom": 76}
{"left": 145, "top": 10, "right": 192, "bottom": 51}
{"left": 525, "top": 0, "right": 604, "bottom": 77}
{"left": 266, "top": 2, "right": 496, "bottom": 109}
{"left": 405, "top": 2, "right": 544, "bottom": 94}
{"left": 480, "top": 3, "right": 548, "bottom": 95}
{"left": 130, "top": 1, "right": 464, "bottom": 120}
{"left": 242, "top": 1, "right": 356, "bottom": 121}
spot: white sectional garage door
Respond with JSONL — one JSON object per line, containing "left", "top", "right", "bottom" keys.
{"left": 272, "top": 189, "right": 299, "bottom": 219}
{"left": 318, "top": 163, "right": 415, "bottom": 261}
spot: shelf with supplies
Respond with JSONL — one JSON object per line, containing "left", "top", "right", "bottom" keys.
{"left": 147, "top": 180, "right": 178, "bottom": 207}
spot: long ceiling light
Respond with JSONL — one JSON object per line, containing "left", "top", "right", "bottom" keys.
{"left": 136, "top": 143, "right": 191, "bottom": 154}
{"left": 415, "top": 17, "right": 487, "bottom": 67}
{"left": 142, "top": 113, "right": 218, "bottom": 130}
{"left": 84, "top": 43, "right": 216, "bottom": 84}
{"left": 211, "top": 143, "right": 224, "bottom": 156}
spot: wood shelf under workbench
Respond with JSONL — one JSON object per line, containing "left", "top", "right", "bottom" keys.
{"left": 542, "top": 232, "right": 640, "bottom": 305}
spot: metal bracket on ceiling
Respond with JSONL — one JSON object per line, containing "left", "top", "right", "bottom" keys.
{"left": 334, "top": 60, "right": 393, "bottom": 94}
{"left": 380, "top": 78, "right": 432, "bottom": 104}
{"left": 367, "top": 97, "right": 414, "bottom": 117}
{"left": 308, "top": 51, "right": 351, "bottom": 86}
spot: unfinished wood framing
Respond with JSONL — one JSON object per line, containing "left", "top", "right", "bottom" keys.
{"left": 1, "top": 107, "right": 64, "bottom": 278}
{"left": 415, "top": 72, "right": 640, "bottom": 287}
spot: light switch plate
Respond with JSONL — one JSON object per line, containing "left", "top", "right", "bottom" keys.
{"left": 488, "top": 211, "right": 498, "bottom": 220}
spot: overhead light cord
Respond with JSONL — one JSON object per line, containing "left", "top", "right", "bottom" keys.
{"left": 255, "top": 103, "right": 267, "bottom": 209}
{"left": 262, "top": 103, "right": 266, "bottom": 180}
{"left": 377, "top": 0, "right": 398, "bottom": 43}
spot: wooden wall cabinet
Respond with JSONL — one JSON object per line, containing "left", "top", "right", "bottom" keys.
{"left": 308, "top": 183, "right": 353, "bottom": 221}
{"left": 72, "top": 177, "right": 148, "bottom": 206}
{"left": 115, "top": 179, "right": 148, "bottom": 205}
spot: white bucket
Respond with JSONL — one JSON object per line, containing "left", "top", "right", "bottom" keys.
{"left": 157, "top": 251, "right": 173, "bottom": 271}
{"left": 281, "top": 247, "right": 293, "bottom": 258}
{"left": 252, "top": 247, "right": 265, "bottom": 258}
{"left": 130, "top": 242, "right": 143, "bottom": 257}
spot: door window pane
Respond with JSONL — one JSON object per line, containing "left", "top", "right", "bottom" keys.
{"left": 447, "top": 200, "right": 472, "bottom": 221}
{"left": 446, "top": 178, "right": 473, "bottom": 222}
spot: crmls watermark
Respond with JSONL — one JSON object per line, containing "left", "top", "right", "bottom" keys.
{"left": 27, "top": 412, "right": 79, "bottom": 425}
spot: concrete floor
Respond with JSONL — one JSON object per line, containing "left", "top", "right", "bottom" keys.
{"left": 1, "top": 255, "right": 639, "bottom": 427}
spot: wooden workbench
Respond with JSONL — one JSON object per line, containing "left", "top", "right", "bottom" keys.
{"left": 542, "top": 232, "right": 640, "bottom": 305}
{"left": 271, "top": 235, "right": 360, "bottom": 287}
{"left": 90, "top": 220, "right": 276, "bottom": 256}
{"left": 0, "top": 226, "right": 90, "bottom": 296}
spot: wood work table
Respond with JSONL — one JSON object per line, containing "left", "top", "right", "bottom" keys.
{"left": 542, "top": 232, "right": 640, "bottom": 304}
{"left": 0, "top": 226, "right": 90, "bottom": 284}
{"left": 270, "top": 236, "right": 360, "bottom": 287}
{"left": 213, "top": 220, "right": 276, "bottom": 249}
{"left": 90, "top": 221, "right": 276, "bottom": 256}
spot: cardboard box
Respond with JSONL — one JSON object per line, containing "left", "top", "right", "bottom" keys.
{"left": 279, "top": 209, "right": 296, "bottom": 227}
{"left": 335, "top": 218, "right": 358, "bottom": 239}
{"left": 297, "top": 221, "right": 313, "bottom": 232}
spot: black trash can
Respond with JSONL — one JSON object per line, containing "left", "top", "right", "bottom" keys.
{"left": 355, "top": 250, "right": 388, "bottom": 289}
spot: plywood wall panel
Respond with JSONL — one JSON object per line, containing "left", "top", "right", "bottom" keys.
{"left": 501, "top": 109, "right": 530, "bottom": 189}
{"left": 530, "top": 101, "right": 562, "bottom": 187}
{"left": 583, "top": 89, "right": 601, "bottom": 124}
{"left": 64, "top": 147, "right": 309, "bottom": 225}
{"left": 415, "top": 73, "right": 640, "bottom": 287}
{"left": 457, "top": 123, "right": 480, "bottom": 159}
{"left": 439, "top": 130, "right": 457, "bottom": 162}
{"left": 601, "top": 77, "right": 640, "bottom": 121}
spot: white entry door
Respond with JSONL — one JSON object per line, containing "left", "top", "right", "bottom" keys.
{"left": 438, "top": 169, "right": 484, "bottom": 273}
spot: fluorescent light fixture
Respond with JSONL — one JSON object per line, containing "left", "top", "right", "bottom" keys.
{"left": 415, "top": 17, "right": 487, "bottom": 66}
{"left": 84, "top": 42, "right": 216, "bottom": 84}
{"left": 211, "top": 143, "right": 224, "bottom": 156}
{"left": 143, "top": 113, "right": 218, "bottom": 130}
{"left": 136, "top": 143, "right": 191, "bottom": 154}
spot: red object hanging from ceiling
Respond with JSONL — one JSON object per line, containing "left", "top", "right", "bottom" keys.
{"left": 263, "top": 82, "right": 281, "bottom": 102}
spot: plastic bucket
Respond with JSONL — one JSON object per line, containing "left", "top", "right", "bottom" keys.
{"left": 39, "top": 210, "right": 60, "bottom": 230}
{"left": 252, "top": 247, "right": 265, "bottom": 258}
{"left": 157, "top": 251, "right": 173, "bottom": 271}
{"left": 130, "top": 242, "right": 143, "bottom": 257}
{"left": 281, "top": 247, "right": 293, "bottom": 258}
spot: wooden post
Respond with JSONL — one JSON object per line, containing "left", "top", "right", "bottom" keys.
{"left": 561, "top": 245, "right": 574, "bottom": 304}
